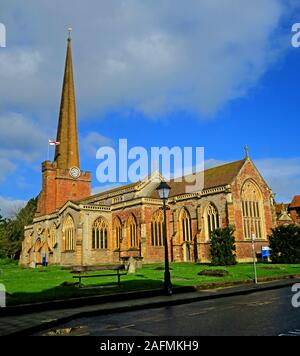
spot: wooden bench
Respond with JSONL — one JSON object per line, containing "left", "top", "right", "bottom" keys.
{"left": 71, "top": 265, "right": 126, "bottom": 288}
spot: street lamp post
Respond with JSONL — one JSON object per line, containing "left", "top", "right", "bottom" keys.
{"left": 156, "top": 181, "right": 172, "bottom": 296}
{"left": 251, "top": 232, "right": 258, "bottom": 285}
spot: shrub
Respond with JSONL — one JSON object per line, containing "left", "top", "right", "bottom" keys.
{"left": 210, "top": 226, "right": 237, "bottom": 266}
{"left": 0, "top": 258, "right": 18, "bottom": 266}
{"left": 269, "top": 224, "right": 300, "bottom": 264}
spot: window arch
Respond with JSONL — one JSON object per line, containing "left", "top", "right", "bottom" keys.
{"left": 151, "top": 210, "right": 164, "bottom": 247}
{"left": 113, "top": 217, "right": 122, "bottom": 249}
{"left": 127, "top": 214, "right": 138, "bottom": 248}
{"left": 63, "top": 215, "right": 75, "bottom": 251}
{"left": 92, "top": 217, "right": 108, "bottom": 250}
{"left": 49, "top": 225, "right": 57, "bottom": 249}
{"left": 180, "top": 208, "right": 192, "bottom": 242}
{"left": 241, "top": 180, "right": 264, "bottom": 239}
{"left": 205, "top": 203, "right": 220, "bottom": 239}
{"left": 34, "top": 238, "right": 42, "bottom": 252}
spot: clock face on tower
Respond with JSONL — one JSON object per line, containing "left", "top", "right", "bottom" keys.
{"left": 69, "top": 166, "right": 81, "bottom": 179}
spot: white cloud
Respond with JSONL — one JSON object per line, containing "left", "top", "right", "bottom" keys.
{"left": 0, "top": 113, "right": 48, "bottom": 162}
{"left": 0, "top": 196, "right": 27, "bottom": 218}
{"left": 0, "top": 158, "right": 16, "bottom": 182}
{"left": 254, "top": 158, "right": 300, "bottom": 202}
{"left": 82, "top": 132, "right": 113, "bottom": 157}
{"left": 0, "top": 49, "right": 42, "bottom": 76}
{"left": 0, "top": 0, "right": 294, "bottom": 117}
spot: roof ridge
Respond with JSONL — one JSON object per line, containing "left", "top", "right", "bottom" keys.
{"left": 170, "top": 158, "right": 246, "bottom": 183}
{"left": 79, "top": 158, "right": 246, "bottom": 203}
{"left": 203, "top": 158, "right": 246, "bottom": 172}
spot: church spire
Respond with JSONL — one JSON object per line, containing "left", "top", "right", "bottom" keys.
{"left": 244, "top": 145, "right": 249, "bottom": 160}
{"left": 54, "top": 29, "right": 80, "bottom": 169}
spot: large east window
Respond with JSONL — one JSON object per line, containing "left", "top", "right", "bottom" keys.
{"left": 241, "top": 180, "right": 264, "bottom": 239}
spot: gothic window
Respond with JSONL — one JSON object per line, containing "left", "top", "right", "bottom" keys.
{"left": 241, "top": 180, "right": 264, "bottom": 239}
{"left": 205, "top": 203, "right": 220, "bottom": 239}
{"left": 180, "top": 209, "right": 192, "bottom": 242}
{"left": 113, "top": 217, "right": 122, "bottom": 249}
{"left": 127, "top": 214, "right": 138, "bottom": 248}
{"left": 63, "top": 215, "right": 75, "bottom": 251}
{"left": 92, "top": 217, "right": 108, "bottom": 249}
{"left": 49, "top": 225, "right": 57, "bottom": 249}
{"left": 151, "top": 210, "right": 164, "bottom": 247}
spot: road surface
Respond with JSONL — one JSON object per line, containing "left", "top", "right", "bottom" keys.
{"left": 39, "top": 286, "right": 300, "bottom": 336}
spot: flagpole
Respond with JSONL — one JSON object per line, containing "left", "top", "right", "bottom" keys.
{"left": 48, "top": 140, "right": 60, "bottom": 161}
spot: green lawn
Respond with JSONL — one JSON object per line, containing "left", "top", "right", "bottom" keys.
{"left": 1, "top": 260, "right": 300, "bottom": 306}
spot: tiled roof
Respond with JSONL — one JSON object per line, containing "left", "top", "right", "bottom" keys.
{"left": 170, "top": 159, "right": 246, "bottom": 197}
{"left": 80, "top": 159, "right": 246, "bottom": 203}
{"left": 290, "top": 195, "right": 300, "bottom": 208}
{"left": 151, "top": 159, "right": 246, "bottom": 198}
{"left": 78, "top": 181, "right": 139, "bottom": 203}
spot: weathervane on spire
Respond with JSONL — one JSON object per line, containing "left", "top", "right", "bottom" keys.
{"left": 68, "top": 27, "right": 72, "bottom": 40}
{"left": 245, "top": 145, "right": 249, "bottom": 159}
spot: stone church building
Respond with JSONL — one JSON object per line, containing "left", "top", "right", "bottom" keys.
{"left": 20, "top": 36, "right": 277, "bottom": 267}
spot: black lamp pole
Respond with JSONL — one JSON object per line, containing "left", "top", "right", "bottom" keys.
{"left": 157, "top": 181, "right": 172, "bottom": 296}
{"left": 162, "top": 196, "right": 172, "bottom": 295}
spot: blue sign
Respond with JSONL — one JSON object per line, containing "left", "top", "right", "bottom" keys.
{"left": 261, "top": 247, "right": 271, "bottom": 262}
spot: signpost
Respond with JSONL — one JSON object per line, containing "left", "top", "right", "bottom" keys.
{"left": 251, "top": 233, "right": 258, "bottom": 285}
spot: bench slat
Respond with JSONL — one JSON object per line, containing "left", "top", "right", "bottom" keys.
{"left": 73, "top": 273, "right": 127, "bottom": 279}
{"left": 71, "top": 265, "right": 125, "bottom": 273}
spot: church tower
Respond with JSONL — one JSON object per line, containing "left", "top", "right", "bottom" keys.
{"left": 36, "top": 32, "right": 91, "bottom": 217}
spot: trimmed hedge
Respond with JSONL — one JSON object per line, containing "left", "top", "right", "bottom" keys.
{"left": 198, "top": 269, "right": 230, "bottom": 277}
{"left": 269, "top": 224, "right": 300, "bottom": 264}
{"left": 210, "top": 226, "right": 237, "bottom": 266}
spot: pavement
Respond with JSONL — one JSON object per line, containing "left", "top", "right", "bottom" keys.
{"left": 1, "top": 277, "right": 300, "bottom": 336}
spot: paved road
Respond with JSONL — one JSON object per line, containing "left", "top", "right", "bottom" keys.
{"left": 39, "top": 286, "right": 300, "bottom": 336}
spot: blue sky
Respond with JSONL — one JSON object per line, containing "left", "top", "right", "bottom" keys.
{"left": 0, "top": 0, "right": 300, "bottom": 216}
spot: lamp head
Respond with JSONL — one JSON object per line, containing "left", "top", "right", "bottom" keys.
{"left": 156, "top": 181, "right": 171, "bottom": 199}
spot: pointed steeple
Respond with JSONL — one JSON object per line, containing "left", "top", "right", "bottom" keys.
{"left": 54, "top": 30, "right": 80, "bottom": 169}
{"left": 244, "top": 145, "right": 249, "bottom": 160}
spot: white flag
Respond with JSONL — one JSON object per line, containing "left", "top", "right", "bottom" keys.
{"left": 48, "top": 139, "right": 60, "bottom": 146}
